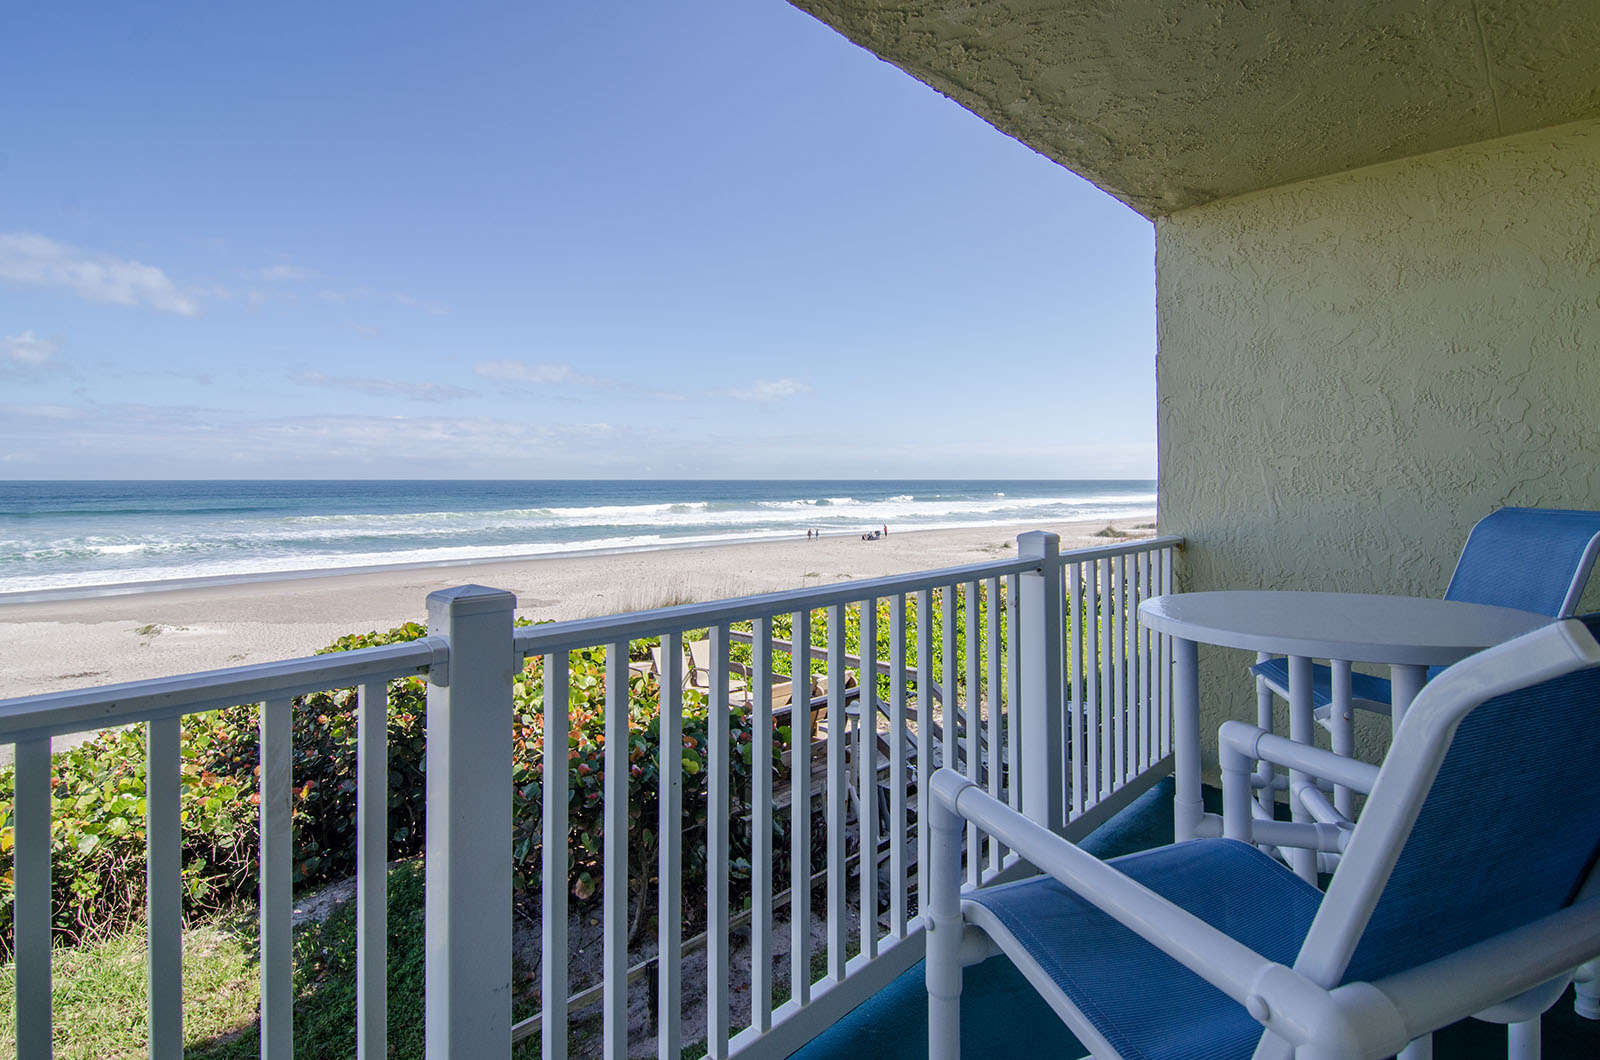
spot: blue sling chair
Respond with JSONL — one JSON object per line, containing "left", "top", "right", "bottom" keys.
{"left": 1248, "top": 507, "right": 1600, "bottom": 734}
{"left": 926, "top": 618, "right": 1600, "bottom": 1060}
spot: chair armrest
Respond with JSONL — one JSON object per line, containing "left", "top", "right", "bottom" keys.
{"left": 933, "top": 770, "right": 1271, "bottom": 1001}
{"left": 1364, "top": 896, "right": 1600, "bottom": 1043}
{"left": 929, "top": 770, "right": 1422, "bottom": 1056}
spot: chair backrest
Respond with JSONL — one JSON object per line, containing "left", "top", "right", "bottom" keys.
{"left": 1293, "top": 617, "right": 1600, "bottom": 988}
{"left": 1443, "top": 506, "right": 1600, "bottom": 616}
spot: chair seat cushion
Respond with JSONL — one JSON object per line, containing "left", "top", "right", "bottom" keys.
{"left": 965, "top": 839, "right": 1323, "bottom": 1060}
{"left": 1249, "top": 657, "right": 1394, "bottom": 709}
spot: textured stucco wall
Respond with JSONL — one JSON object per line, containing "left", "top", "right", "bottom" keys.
{"left": 1156, "top": 117, "right": 1600, "bottom": 769}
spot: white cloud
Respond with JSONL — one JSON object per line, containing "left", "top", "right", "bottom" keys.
{"left": 475, "top": 359, "right": 811, "bottom": 407}
{"left": 715, "top": 377, "right": 811, "bottom": 403}
{"left": 294, "top": 370, "right": 473, "bottom": 403}
{"left": 0, "top": 232, "right": 200, "bottom": 315}
{"left": 0, "top": 403, "right": 85, "bottom": 420}
{"left": 0, "top": 401, "right": 636, "bottom": 476}
{"left": 318, "top": 287, "right": 448, "bottom": 314}
{"left": 2, "top": 331, "right": 56, "bottom": 366}
{"left": 474, "top": 360, "right": 605, "bottom": 386}
{"left": 250, "top": 264, "right": 320, "bottom": 283}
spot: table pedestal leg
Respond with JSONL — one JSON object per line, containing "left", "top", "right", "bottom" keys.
{"left": 1253, "top": 652, "right": 1276, "bottom": 817}
{"left": 1390, "top": 663, "right": 1428, "bottom": 738}
{"left": 1173, "top": 636, "right": 1204, "bottom": 843}
{"left": 1286, "top": 655, "right": 1318, "bottom": 883}
{"left": 1329, "top": 659, "right": 1355, "bottom": 818}
{"left": 1399, "top": 1035, "right": 1433, "bottom": 1059}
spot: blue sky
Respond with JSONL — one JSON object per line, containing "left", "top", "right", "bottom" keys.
{"left": 0, "top": 2, "right": 1156, "bottom": 480}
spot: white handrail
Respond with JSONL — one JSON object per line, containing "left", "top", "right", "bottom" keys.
{"left": 0, "top": 636, "right": 443, "bottom": 741}
{"left": 512, "top": 536, "right": 1183, "bottom": 657}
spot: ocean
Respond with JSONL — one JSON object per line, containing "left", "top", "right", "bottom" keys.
{"left": 0, "top": 480, "right": 1156, "bottom": 597}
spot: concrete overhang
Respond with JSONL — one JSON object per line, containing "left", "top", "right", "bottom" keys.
{"left": 787, "top": 1, "right": 1600, "bottom": 218}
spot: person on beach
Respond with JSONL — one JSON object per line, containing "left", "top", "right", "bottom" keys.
{"left": 882, "top": 524, "right": 888, "bottom": 536}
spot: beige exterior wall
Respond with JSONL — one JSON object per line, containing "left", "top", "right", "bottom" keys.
{"left": 1155, "top": 117, "right": 1600, "bottom": 768}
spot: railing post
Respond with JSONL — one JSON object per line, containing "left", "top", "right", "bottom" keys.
{"left": 425, "top": 584, "right": 517, "bottom": 1060}
{"left": 1018, "top": 532, "right": 1066, "bottom": 833}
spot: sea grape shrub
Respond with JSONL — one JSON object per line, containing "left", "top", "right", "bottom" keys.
{"left": 0, "top": 721, "right": 255, "bottom": 956}
{"left": 198, "top": 622, "right": 432, "bottom": 889}
{"left": 199, "top": 626, "right": 790, "bottom": 919}
{"left": 508, "top": 647, "right": 786, "bottom": 927}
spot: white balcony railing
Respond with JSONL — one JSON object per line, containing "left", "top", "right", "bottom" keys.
{"left": 0, "top": 530, "right": 1180, "bottom": 1060}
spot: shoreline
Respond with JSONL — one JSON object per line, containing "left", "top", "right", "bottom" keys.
{"left": 0, "top": 515, "right": 1148, "bottom": 604}
{"left": 0, "top": 517, "right": 1156, "bottom": 700}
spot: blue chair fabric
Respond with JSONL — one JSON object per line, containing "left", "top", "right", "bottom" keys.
{"left": 967, "top": 840, "right": 1323, "bottom": 1060}
{"left": 1344, "top": 663, "right": 1600, "bottom": 981}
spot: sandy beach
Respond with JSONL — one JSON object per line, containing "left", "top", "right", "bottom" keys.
{"left": 0, "top": 518, "right": 1154, "bottom": 700}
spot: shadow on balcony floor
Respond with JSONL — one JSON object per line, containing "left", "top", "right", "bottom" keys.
{"left": 786, "top": 778, "right": 1599, "bottom": 1060}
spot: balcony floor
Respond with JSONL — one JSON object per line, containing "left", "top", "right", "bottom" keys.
{"left": 786, "top": 779, "right": 1600, "bottom": 1060}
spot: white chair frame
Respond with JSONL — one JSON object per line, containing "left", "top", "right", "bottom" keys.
{"left": 927, "top": 621, "right": 1600, "bottom": 1060}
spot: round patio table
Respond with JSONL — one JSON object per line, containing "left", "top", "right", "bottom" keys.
{"left": 1139, "top": 590, "right": 1549, "bottom": 881}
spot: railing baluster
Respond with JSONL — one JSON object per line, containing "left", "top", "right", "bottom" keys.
{"left": 1114, "top": 553, "right": 1128, "bottom": 785}
{"left": 707, "top": 625, "right": 731, "bottom": 1058}
{"left": 14, "top": 735, "right": 52, "bottom": 1060}
{"left": 1140, "top": 550, "right": 1154, "bottom": 770}
{"left": 1099, "top": 557, "right": 1115, "bottom": 799}
{"left": 261, "top": 696, "right": 293, "bottom": 1060}
{"left": 825, "top": 605, "right": 847, "bottom": 981}
{"left": 1129, "top": 552, "right": 1141, "bottom": 777}
{"left": 1085, "top": 560, "right": 1101, "bottom": 807}
{"left": 658, "top": 633, "right": 683, "bottom": 1060}
{"left": 1068, "top": 562, "right": 1085, "bottom": 818}
{"left": 1005, "top": 573, "right": 1021, "bottom": 815}
{"left": 888, "top": 594, "right": 908, "bottom": 936}
{"left": 356, "top": 681, "right": 388, "bottom": 1060}
{"left": 148, "top": 716, "right": 182, "bottom": 1058}
{"left": 858, "top": 598, "right": 879, "bottom": 959}
{"left": 1162, "top": 546, "right": 1175, "bottom": 756}
{"left": 984, "top": 577, "right": 1002, "bottom": 873}
{"left": 752, "top": 618, "right": 774, "bottom": 1031}
{"left": 963, "top": 581, "right": 981, "bottom": 888}
{"left": 941, "top": 585, "right": 957, "bottom": 792}
{"left": 915, "top": 588, "right": 934, "bottom": 914}
{"left": 543, "top": 653, "right": 571, "bottom": 1060}
{"left": 603, "top": 640, "right": 629, "bottom": 1060}
{"left": 790, "top": 609, "right": 812, "bottom": 1005}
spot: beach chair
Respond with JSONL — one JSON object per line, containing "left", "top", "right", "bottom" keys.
{"left": 1249, "top": 506, "right": 1600, "bottom": 728}
{"left": 685, "top": 638, "right": 753, "bottom": 702}
{"left": 927, "top": 617, "right": 1600, "bottom": 1060}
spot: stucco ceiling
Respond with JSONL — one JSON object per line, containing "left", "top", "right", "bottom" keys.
{"left": 788, "top": 1, "right": 1600, "bottom": 218}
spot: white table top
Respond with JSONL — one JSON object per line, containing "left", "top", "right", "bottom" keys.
{"left": 1139, "top": 590, "right": 1551, "bottom": 665}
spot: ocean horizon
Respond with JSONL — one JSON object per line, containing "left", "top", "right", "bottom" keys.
{"left": 0, "top": 479, "right": 1156, "bottom": 597}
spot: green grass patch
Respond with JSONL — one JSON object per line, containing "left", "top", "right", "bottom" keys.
{"left": 0, "top": 860, "right": 544, "bottom": 1059}
{"left": 0, "top": 911, "right": 259, "bottom": 1059}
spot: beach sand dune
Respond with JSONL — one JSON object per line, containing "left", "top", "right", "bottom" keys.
{"left": 1, "top": 519, "right": 1155, "bottom": 700}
